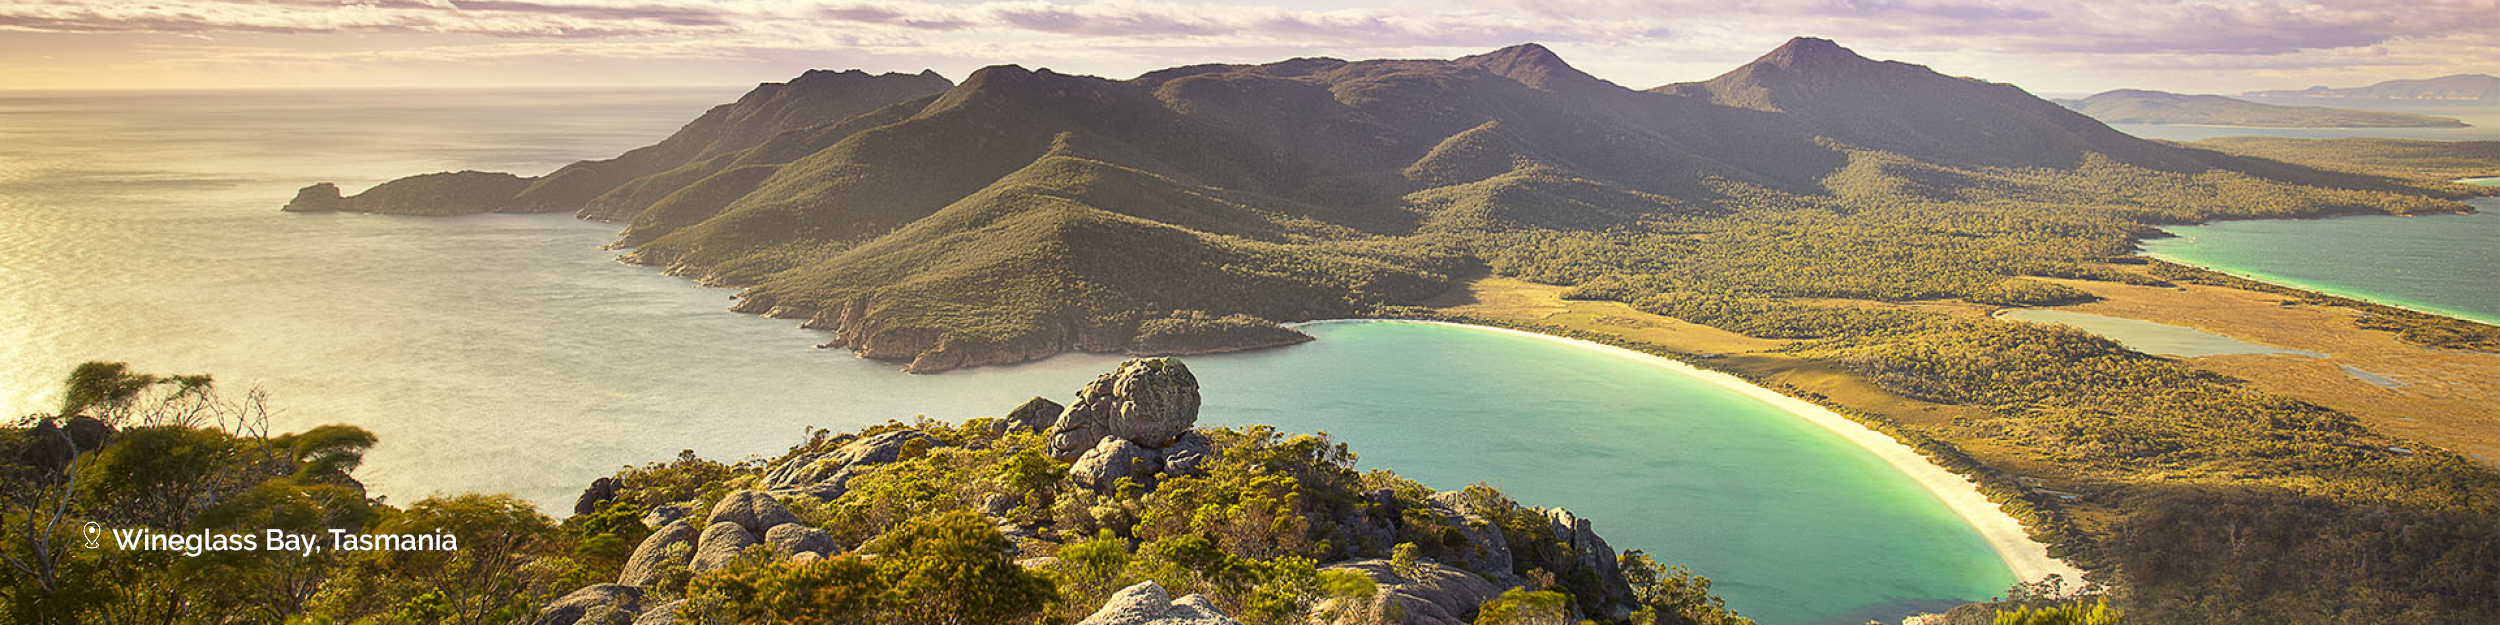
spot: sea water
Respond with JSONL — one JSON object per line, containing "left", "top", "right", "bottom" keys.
{"left": 2142, "top": 199, "right": 2500, "bottom": 326}
{"left": 0, "top": 89, "right": 2012, "bottom": 624}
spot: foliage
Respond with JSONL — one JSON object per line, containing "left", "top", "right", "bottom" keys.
{"left": 1619, "top": 550, "right": 1751, "bottom": 625}
{"left": 1992, "top": 599, "right": 2123, "bottom": 625}
{"left": 1474, "top": 588, "right": 1581, "bottom": 625}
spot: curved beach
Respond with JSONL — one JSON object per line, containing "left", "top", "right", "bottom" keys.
{"left": 1293, "top": 319, "right": 2088, "bottom": 585}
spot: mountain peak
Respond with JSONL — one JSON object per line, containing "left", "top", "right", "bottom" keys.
{"left": 1456, "top": 42, "right": 1604, "bottom": 91}
{"left": 1753, "top": 37, "right": 1873, "bottom": 69}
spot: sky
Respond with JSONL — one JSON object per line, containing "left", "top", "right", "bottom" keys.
{"left": 1, "top": 0, "right": 2493, "bottom": 95}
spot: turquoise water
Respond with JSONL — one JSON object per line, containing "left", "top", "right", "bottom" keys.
{"left": 1196, "top": 322, "right": 2013, "bottom": 624}
{"left": 1995, "top": 309, "right": 2325, "bottom": 357}
{"left": 0, "top": 90, "right": 2012, "bottom": 624}
{"left": 2141, "top": 199, "right": 2500, "bottom": 325}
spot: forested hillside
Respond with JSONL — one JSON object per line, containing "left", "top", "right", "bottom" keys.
{"left": 301, "top": 38, "right": 2483, "bottom": 372}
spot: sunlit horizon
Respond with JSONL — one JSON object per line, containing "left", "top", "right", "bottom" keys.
{"left": 4, "top": 0, "right": 2494, "bottom": 96}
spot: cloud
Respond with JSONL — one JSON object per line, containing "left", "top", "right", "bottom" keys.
{"left": 0, "top": 0, "right": 2490, "bottom": 93}
{"left": 1467, "top": 0, "right": 2495, "bottom": 57}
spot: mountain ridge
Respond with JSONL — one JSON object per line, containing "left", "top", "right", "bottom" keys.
{"left": 2246, "top": 73, "right": 2500, "bottom": 100}
{"left": 2059, "top": 89, "right": 2469, "bottom": 127}
{"left": 288, "top": 37, "right": 2475, "bottom": 372}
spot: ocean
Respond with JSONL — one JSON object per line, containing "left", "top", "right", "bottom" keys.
{"left": 0, "top": 88, "right": 2016, "bottom": 624}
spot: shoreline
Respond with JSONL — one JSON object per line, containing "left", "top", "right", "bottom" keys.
{"left": 1286, "top": 318, "right": 2089, "bottom": 586}
{"left": 2139, "top": 245, "right": 2500, "bottom": 327}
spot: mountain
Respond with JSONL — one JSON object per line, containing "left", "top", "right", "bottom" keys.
{"left": 2059, "top": 89, "right": 2469, "bottom": 127}
{"left": 2246, "top": 74, "right": 2500, "bottom": 100}
{"left": 284, "top": 70, "right": 955, "bottom": 216}
{"left": 295, "top": 37, "right": 2470, "bottom": 372}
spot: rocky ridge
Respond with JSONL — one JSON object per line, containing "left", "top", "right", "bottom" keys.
{"left": 531, "top": 358, "right": 1649, "bottom": 625}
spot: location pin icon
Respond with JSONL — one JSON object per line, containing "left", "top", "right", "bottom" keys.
{"left": 83, "top": 521, "right": 101, "bottom": 549}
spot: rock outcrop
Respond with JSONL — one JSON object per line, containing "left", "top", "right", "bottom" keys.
{"left": 1075, "top": 581, "right": 1243, "bottom": 625}
{"left": 1546, "top": 507, "right": 1635, "bottom": 616}
{"left": 631, "top": 600, "right": 682, "bottom": 625}
{"left": 1004, "top": 396, "right": 1063, "bottom": 432}
{"left": 1047, "top": 358, "right": 1202, "bottom": 459}
{"left": 1042, "top": 359, "right": 1221, "bottom": 493}
{"left": 641, "top": 502, "right": 692, "bottom": 528}
{"left": 689, "top": 521, "right": 758, "bottom": 573}
{"left": 764, "top": 522, "right": 836, "bottom": 557}
{"left": 1069, "top": 436, "right": 1161, "bottom": 492}
{"left": 529, "top": 583, "right": 640, "bottom": 625}
{"left": 706, "top": 490, "right": 802, "bottom": 536}
{"left": 574, "top": 477, "right": 619, "bottom": 516}
{"left": 281, "top": 182, "right": 345, "bottom": 212}
{"left": 1322, "top": 559, "right": 1504, "bottom": 625}
{"left": 618, "top": 520, "right": 698, "bottom": 586}
{"left": 1425, "top": 491, "right": 1518, "bottom": 584}
{"left": 762, "top": 430, "right": 929, "bottom": 500}
{"left": 282, "top": 171, "right": 531, "bottom": 215}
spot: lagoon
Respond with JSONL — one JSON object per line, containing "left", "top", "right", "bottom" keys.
{"left": 0, "top": 89, "right": 2017, "bottom": 625}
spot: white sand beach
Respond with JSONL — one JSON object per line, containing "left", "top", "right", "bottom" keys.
{"left": 1295, "top": 319, "right": 2089, "bottom": 585}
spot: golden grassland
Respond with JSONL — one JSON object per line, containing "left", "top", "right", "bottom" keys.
{"left": 2027, "top": 271, "right": 2500, "bottom": 466}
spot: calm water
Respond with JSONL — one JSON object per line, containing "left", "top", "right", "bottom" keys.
{"left": 1994, "top": 309, "right": 2325, "bottom": 358}
{"left": 2142, "top": 198, "right": 2500, "bottom": 326}
{"left": 0, "top": 90, "right": 2011, "bottom": 624}
{"left": 2110, "top": 97, "right": 2500, "bottom": 142}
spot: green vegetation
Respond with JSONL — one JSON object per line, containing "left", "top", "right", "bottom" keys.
{"left": 2144, "top": 260, "right": 2500, "bottom": 351}
{"left": 2186, "top": 137, "right": 2500, "bottom": 182}
{"left": 4, "top": 362, "right": 1742, "bottom": 624}
{"left": 311, "top": 36, "right": 2500, "bottom": 623}
{"left": 2059, "top": 90, "right": 2468, "bottom": 128}
{"left": 0, "top": 363, "right": 615, "bottom": 625}
{"left": 337, "top": 37, "right": 2475, "bottom": 373}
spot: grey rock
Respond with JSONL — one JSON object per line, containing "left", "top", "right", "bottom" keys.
{"left": 1075, "top": 581, "right": 1243, "bottom": 625}
{"left": 641, "top": 502, "right": 693, "bottom": 528}
{"left": 618, "top": 520, "right": 698, "bottom": 586}
{"left": 1322, "top": 558, "right": 1503, "bottom": 625}
{"left": 631, "top": 599, "right": 682, "bottom": 625}
{"left": 761, "top": 430, "right": 931, "bottom": 498}
{"left": 281, "top": 183, "right": 345, "bottom": 212}
{"left": 1426, "top": 491, "right": 1518, "bottom": 584}
{"left": 574, "top": 477, "right": 619, "bottom": 516}
{"left": 1160, "top": 431, "right": 1217, "bottom": 477}
{"left": 690, "top": 521, "right": 758, "bottom": 574}
{"left": 530, "top": 583, "right": 640, "bottom": 625}
{"left": 1004, "top": 396, "right": 1063, "bottom": 432}
{"left": 789, "top": 551, "right": 822, "bottom": 565}
{"left": 983, "top": 493, "right": 1019, "bottom": 517}
{"left": 705, "top": 490, "right": 801, "bottom": 537}
{"left": 1546, "top": 508, "right": 1635, "bottom": 618}
{"left": 764, "top": 522, "right": 836, "bottom": 557}
{"left": 1047, "top": 358, "right": 1201, "bottom": 460}
{"left": 1069, "top": 436, "right": 1162, "bottom": 493}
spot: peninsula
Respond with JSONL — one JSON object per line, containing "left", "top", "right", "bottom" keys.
{"left": 2246, "top": 73, "right": 2500, "bottom": 100}
{"left": 2058, "top": 89, "right": 2469, "bottom": 127}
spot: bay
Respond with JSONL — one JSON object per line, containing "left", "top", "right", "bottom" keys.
{"left": 2141, "top": 198, "right": 2500, "bottom": 326}
{"left": 0, "top": 89, "right": 2014, "bottom": 625}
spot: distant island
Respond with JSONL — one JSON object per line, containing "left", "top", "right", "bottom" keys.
{"left": 2058, "top": 89, "right": 2469, "bottom": 127}
{"left": 2245, "top": 73, "right": 2500, "bottom": 100}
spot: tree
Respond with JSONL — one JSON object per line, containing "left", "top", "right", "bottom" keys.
{"left": 1994, "top": 599, "right": 2123, "bottom": 625}
{"left": 1473, "top": 588, "right": 1577, "bottom": 625}
{"left": 867, "top": 509, "right": 1057, "bottom": 625}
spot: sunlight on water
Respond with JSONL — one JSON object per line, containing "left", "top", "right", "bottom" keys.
{"left": 0, "top": 89, "right": 2015, "bottom": 625}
